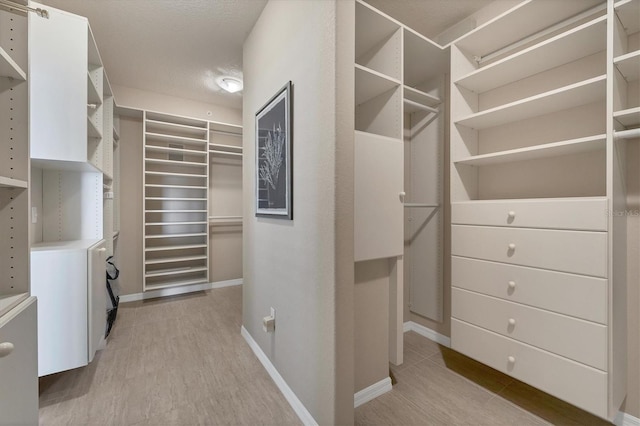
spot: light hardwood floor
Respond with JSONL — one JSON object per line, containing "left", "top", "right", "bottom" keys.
{"left": 39, "top": 285, "right": 612, "bottom": 425}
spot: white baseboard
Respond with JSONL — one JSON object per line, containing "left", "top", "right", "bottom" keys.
{"left": 354, "top": 377, "right": 392, "bottom": 408}
{"left": 616, "top": 411, "right": 640, "bottom": 426}
{"left": 119, "top": 278, "right": 243, "bottom": 303}
{"left": 240, "top": 326, "right": 318, "bottom": 426}
{"left": 403, "top": 321, "right": 451, "bottom": 347}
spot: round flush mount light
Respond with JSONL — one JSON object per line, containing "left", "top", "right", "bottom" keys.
{"left": 216, "top": 76, "right": 243, "bottom": 93}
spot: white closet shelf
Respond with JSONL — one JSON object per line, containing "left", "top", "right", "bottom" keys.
{"left": 455, "top": 75, "right": 606, "bottom": 130}
{"left": 455, "top": 16, "right": 606, "bottom": 94}
{"left": 103, "top": 171, "right": 113, "bottom": 181}
{"left": 145, "top": 145, "right": 207, "bottom": 156}
{"left": 455, "top": 134, "right": 606, "bottom": 167}
{"left": 209, "top": 128, "right": 242, "bottom": 137}
{"left": 145, "top": 266, "right": 208, "bottom": 278}
{"left": 404, "top": 98, "right": 438, "bottom": 114}
{"left": 31, "top": 239, "right": 103, "bottom": 252}
{"left": 0, "top": 176, "right": 28, "bottom": 189}
{"left": 0, "top": 293, "right": 29, "bottom": 318}
{"left": 87, "top": 72, "right": 101, "bottom": 104}
{"left": 145, "top": 255, "right": 207, "bottom": 265}
{"left": 145, "top": 233, "right": 207, "bottom": 239}
{"left": 209, "top": 216, "right": 243, "bottom": 225}
{"left": 145, "top": 158, "right": 207, "bottom": 167}
{"left": 113, "top": 231, "right": 119, "bottom": 239}
{"left": 145, "top": 171, "right": 207, "bottom": 178}
{"left": 614, "top": 107, "right": 640, "bottom": 127}
{"left": 146, "top": 119, "right": 208, "bottom": 138}
{"left": 452, "top": 0, "right": 603, "bottom": 58}
{"left": 209, "top": 120, "right": 243, "bottom": 135}
{"left": 615, "top": 0, "right": 640, "bottom": 34}
{"left": 145, "top": 184, "right": 207, "bottom": 190}
{"left": 209, "top": 150, "right": 243, "bottom": 158}
{"left": 146, "top": 221, "right": 208, "bottom": 226}
{"left": 0, "top": 47, "right": 26, "bottom": 80}
{"left": 145, "top": 197, "right": 207, "bottom": 201}
{"left": 614, "top": 50, "right": 640, "bottom": 82}
{"left": 404, "top": 86, "right": 441, "bottom": 108}
{"left": 209, "top": 143, "right": 242, "bottom": 152}
{"left": 87, "top": 117, "right": 102, "bottom": 138}
{"left": 145, "top": 132, "right": 208, "bottom": 146}
{"left": 355, "top": 0, "right": 400, "bottom": 63}
{"left": 113, "top": 126, "right": 120, "bottom": 142}
{"left": 144, "top": 244, "right": 207, "bottom": 252}
{"left": 146, "top": 111, "right": 208, "bottom": 129}
{"left": 144, "top": 277, "right": 209, "bottom": 291}
{"left": 355, "top": 64, "right": 401, "bottom": 106}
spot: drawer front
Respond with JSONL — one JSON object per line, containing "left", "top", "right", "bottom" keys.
{"left": 452, "top": 256, "right": 607, "bottom": 324}
{"left": 452, "top": 319, "right": 608, "bottom": 419}
{"left": 451, "top": 225, "right": 607, "bottom": 277}
{"left": 452, "top": 198, "right": 607, "bottom": 231}
{"left": 452, "top": 288, "right": 607, "bottom": 370}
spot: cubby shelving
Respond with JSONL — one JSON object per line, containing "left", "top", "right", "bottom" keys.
{"left": 143, "top": 111, "right": 209, "bottom": 291}
{"left": 355, "top": 0, "right": 401, "bottom": 81}
{"left": 449, "top": 1, "right": 627, "bottom": 421}
{"left": 614, "top": 107, "right": 640, "bottom": 128}
{"left": 614, "top": 50, "right": 640, "bottom": 81}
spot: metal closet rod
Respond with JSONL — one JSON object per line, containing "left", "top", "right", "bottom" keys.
{"left": 0, "top": 0, "right": 49, "bottom": 18}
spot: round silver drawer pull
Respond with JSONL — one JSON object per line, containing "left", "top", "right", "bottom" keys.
{"left": 508, "top": 318, "right": 516, "bottom": 326}
{"left": 508, "top": 281, "right": 516, "bottom": 289}
{"left": 508, "top": 243, "right": 516, "bottom": 250}
{"left": 0, "top": 342, "right": 15, "bottom": 358}
{"left": 508, "top": 211, "right": 516, "bottom": 218}
{"left": 507, "top": 356, "right": 516, "bottom": 364}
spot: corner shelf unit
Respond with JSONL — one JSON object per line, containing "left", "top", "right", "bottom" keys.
{"left": 450, "top": 1, "right": 628, "bottom": 421}
{"left": 143, "top": 111, "right": 210, "bottom": 291}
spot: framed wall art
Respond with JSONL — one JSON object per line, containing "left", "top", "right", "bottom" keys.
{"left": 255, "top": 81, "right": 293, "bottom": 219}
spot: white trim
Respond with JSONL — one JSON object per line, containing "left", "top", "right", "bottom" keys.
{"left": 615, "top": 411, "right": 640, "bottom": 426}
{"left": 119, "top": 279, "right": 243, "bottom": 303}
{"left": 240, "top": 326, "right": 318, "bottom": 426}
{"left": 403, "top": 321, "right": 451, "bottom": 347}
{"left": 354, "top": 377, "right": 392, "bottom": 408}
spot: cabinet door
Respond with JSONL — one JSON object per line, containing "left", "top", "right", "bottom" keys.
{"left": 0, "top": 297, "right": 38, "bottom": 426}
{"left": 88, "top": 240, "right": 106, "bottom": 362}
{"left": 29, "top": 1, "right": 87, "bottom": 162}
{"left": 354, "top": 131, "right": 404, "bottom": 261}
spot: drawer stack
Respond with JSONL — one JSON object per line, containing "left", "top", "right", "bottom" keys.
{"left": 449, "top": 1, "right": 629, "bottom": 420}
{"left": 451, "top": 198, "right": 609, "bottom": 416}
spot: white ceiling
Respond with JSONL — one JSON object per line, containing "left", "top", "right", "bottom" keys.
{"left": 37, "top": 1, "right": 491, "bottom": 110}
{"left": 365, "top": 0, "right": 495, "bottom": 41}
{"left": 38, "top": 0, "right": 267, "bottom": 109}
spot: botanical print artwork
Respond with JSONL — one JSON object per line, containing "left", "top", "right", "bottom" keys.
{"left": 256, "top": 82, "right": 292, "bottom": 219}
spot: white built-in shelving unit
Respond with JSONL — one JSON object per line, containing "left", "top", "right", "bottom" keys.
{"left": 0, "top": 4, "right": 38, "bottom": 423}
{"left": 143, "top": 111, "right": 210, "bottom": 291}
{"left": 28, "top": 2, "right": 118, "bottom": 377}
{"left": 613, "top": 0, "right": 640, "bottom": 130}
{"left": 449, "top": 0, "right": 629, "bottom": 421}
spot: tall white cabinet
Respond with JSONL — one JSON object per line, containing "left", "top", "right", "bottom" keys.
{"left": 29, "top": 1, "right": 113, "bottom": 376}
{"left": 0, "top": 3, "right": 38, "bottom": 424}
{"left": 449, "top": 0, "right": 630, "bottom": 420}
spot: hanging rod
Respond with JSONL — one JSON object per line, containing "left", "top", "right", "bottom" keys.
{"left": 0, "top": 0, "right": 49, "bottom": 18}
{"left": 477, "top": 2, "right": 605, "bottom": 64}
{"left": 615, "top": 128, "right": 640, "bottom": 140}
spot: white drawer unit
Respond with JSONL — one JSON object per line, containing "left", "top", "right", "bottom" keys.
{"left": 452, "top": 288, "right": 607, "bottom": 370}
{"left": 451, "top": 256, "right": 607, "bottom": 324}
{"left": 451, "top": 225, "right": 607, "bottom": 278}
{"left": 452, "top": 319, "right": 608, "bottom": 418}
{"left": 451, "top": 198, "right": 608, "bottom": 231}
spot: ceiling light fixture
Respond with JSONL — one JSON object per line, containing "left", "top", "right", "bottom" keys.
{"left": 216, "top": 76, "right": 243, "bottom": 93}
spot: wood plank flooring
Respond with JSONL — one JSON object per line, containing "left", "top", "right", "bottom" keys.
{"left": 39, "top": 285, "right": 613, "bottom": 425}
